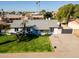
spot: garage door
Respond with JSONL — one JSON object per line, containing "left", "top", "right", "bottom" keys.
{"left": 62, "top": 29, "right": 72, "bottom": 34}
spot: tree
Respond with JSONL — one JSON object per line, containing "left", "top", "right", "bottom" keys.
{"left": 10, "top": 11, "right": 16, "bottom": 14}
{"left": 16, "top": 20, "right": 28, "bottom": 42}
{"left": 40, "top": 10, "right": 46, "bottom": 15}
{"left": 21, "top": 20, "right": 28, "bottom": 36}
{"left": 56, "top": 3, "right": 75, "bottom": 24}
{"left": 22, "top": 12, "right": 26, "bottom": 16}
{"left": 18, "top": 11, "right": 23, "bottom": 15}
{"left": 44, "top": 12, "right": 53, "bottom": 19}
{"left": 74, "top": 4, "right": 79, "bottom": 18}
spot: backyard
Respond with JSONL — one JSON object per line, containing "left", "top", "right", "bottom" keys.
{"left": 0, "top": 35, "right": 53, "bottom": 53}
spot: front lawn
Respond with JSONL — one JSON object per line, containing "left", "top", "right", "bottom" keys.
{"left": 0, "top": 35, "right": 53, "bottom": 53}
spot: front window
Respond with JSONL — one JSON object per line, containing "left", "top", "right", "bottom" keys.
{"left": 15, "top": 28, "right": 18, "bottom": 32}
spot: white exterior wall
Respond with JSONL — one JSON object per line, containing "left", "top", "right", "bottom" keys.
{"left": 58, "top": 29, "right": 62, "bottom": 34}
{"left": 53, "top": 28, "right": 61, "bottom": 35}
{"left": 40, "top": 28, "right": 62, "bottom": 35}
{"left": 7, "top": 28, "right": 22, "bottom": 34}
{"left": 40, "top": 32, "right": 46, "bottom": 35}
{"left": 7, "top": 29, "right": 16, "bottom": 33}
{"left": 18, "top": 28, "right": 22, "bottom": 31}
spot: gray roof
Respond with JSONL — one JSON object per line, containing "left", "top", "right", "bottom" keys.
{"left": 10, "top": 20, "right": 23, "bottom": 28}
{"left": 10, "top": 20, "right": 59, "bottom": 30}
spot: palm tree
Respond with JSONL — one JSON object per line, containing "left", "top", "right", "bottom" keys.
{"left": 40, "top": 10, "right": 46, "bottom": 15}
{"left": 1, "top": 9, "right": 5, "bottom": 20}
{"left": 36, "top": 1, "right": 40, "bottom": 12}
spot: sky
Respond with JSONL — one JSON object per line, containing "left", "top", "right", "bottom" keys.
{"left": 0, "top": 1, "right": 79, "bottom": 12}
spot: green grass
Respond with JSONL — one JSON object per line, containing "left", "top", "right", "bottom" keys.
{"left": 0, "top": 35, "right": 53, "bottom": 53}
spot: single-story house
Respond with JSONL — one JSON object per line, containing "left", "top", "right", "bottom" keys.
{"left": 8, "top": 20, "right": 61, "bottom": 35}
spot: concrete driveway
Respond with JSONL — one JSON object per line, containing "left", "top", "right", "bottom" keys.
{"left": 50, "top": 34, "right": 79, "bottom": 57}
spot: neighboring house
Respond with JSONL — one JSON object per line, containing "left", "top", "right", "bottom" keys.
{"left": 68, "top": 19, "right": 79, "bottom": 29}
{"left": 68, "top": 19, "right": 79, "bottom": 34}
{"left": 22, "top": 16, "right": 28, "bottom": 20}
{"left": 0, "top": 17, "right": 2, "bottom": 20}
{"left": 18, "top": 12, "right": 44, "bottom": 20}
{"left": 8, "top": 20, "right": 60, "bottom": 35}
{"left": 24, "top": 12, "right": 34, "bottom": 19}
{"left": 0, "top": 20, "right": 9, "bottom": 35}
{"left": 31, "top": 13, "right": 44, "bottom": 20}
{"left": 4, "top": 14, "right": 23, "bottom": 23}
